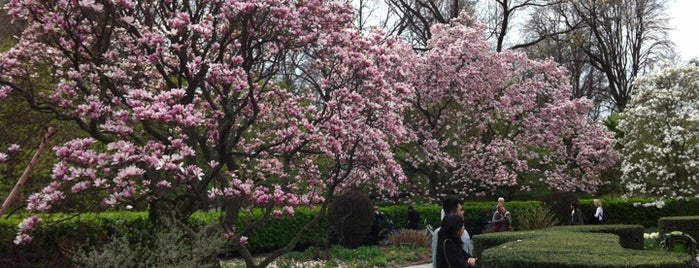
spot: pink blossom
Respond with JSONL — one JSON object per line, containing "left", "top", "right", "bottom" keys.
{"left": 14, "top": 234, "right": 32, "bottom": 245}
{"left": 7, "top": 144, "right": 20, "bottom": 154}
{"left": 14, "top": 216, "right": 43, "bottom": 245}
{"left": 283, "top": 206, "right": 295, "bottom": 217}
{"left": 0, "top": 85, "right": 11, "bottom": 99}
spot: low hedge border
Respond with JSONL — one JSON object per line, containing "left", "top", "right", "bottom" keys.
{"left": 474, "top": 225, "right": 690, "bottom": 268}
{"left": 658, "top": 216, "right": 699, "bottom": 243}
{"left": 547, "top": 224, "right": 645, "bottom": 249}
{"left": 478, "top": 231, "right": 689, "bottom": 268}
{"left": 2, "top": 198, "right": 698, "bottom": 266}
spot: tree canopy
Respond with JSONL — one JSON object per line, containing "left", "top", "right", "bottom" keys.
{"left": 619, "top": 65, "right": 699, "bottom": 200}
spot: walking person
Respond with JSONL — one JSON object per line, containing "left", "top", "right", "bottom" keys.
{"left": 435, "top": 214, "right": 477, "bottom": 268}
{"left": 570, "top": 201, "right": 584, "bottom": 225}
{"left": 432, "top": 198, "right": 473, "bottom": 268}
{"left": 593, "top": 199, "right": 605, "bottom": 224}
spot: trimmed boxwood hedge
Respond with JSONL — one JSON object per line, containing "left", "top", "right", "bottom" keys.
{"left": 1, "top": 198, "right": 697, "bottom": 267}
{"left": 658, "top": 216, "right": 699, "bottom": 243}
{"left": 547, "top": 224, "right": 645, "bottom": 249}
{"left": 472, "top": 225, "right": 645, "bottom": 258}
{"left": 577, "top": 198, "right": 699, "bottom": 228}
{"left": 380, "top": 201, "right": 542, "bottom": 235}
{"left": 477, "top": 231, "right": 689, "bottom": 268}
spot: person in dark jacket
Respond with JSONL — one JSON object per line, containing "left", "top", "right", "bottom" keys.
{"left": 407, "top": 205, "right": 420, "bottom": 230}
{"left": 570, "top": 201, "right": 584, "bottom": 225}
{"left": 435, "top": 214, "right": 476, "bottom": 268}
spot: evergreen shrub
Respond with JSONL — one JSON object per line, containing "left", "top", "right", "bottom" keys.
{"left": 478, "top": 231, "right": 689, "bottom": 268}
{"left": 658, "top": 216, "right": 699, "bottom": 244}
{"left": 328, "top": 189, "right": 374, "bottom": 248}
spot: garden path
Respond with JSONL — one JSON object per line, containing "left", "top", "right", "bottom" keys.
{"left": 398, "top": 262, "right": 430, "bottom": 268}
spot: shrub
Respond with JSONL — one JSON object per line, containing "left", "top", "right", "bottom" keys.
{"left": 540, "top": 191, "right": 580, "bottom": 225}
{"left": 328, "top": 189, "right": 374, "bottom": 248}
{"left": 70, "top": 220, "right": 225, "bottom": 267}
{"left": 577, "top": 198, "right": 699, "bottom": 227}
{"left": 387, "top": 229, "right": 430, "bottom": 248}
{"left": 658, "top": 216, "right": 699, "bottom": 245}
{"left": 513, "top": 203, "right": 559, "bottom": 231}
{"left": 548, "top": 224, "right": 645, "bottom": 249}
{"left": 478, "top": 231, "right": 689, "bottom": 268}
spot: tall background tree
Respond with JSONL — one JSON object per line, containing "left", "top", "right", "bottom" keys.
{"left": 523, "top": 0, "right": 674, "bottom": 114}
{"left": 0, "top": 1, "right": 415, "bottom": 267}
{"left": 619, "top": 65, "right": 699, "bottom": 200}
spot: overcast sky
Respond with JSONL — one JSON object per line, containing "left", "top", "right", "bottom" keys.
{"left": 668, "top": 0, "right": 698, "bottom": 62}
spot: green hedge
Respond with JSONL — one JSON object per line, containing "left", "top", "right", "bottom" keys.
{"left": 547, "top": 224, "right": 645, "bottom": 249}
{"left": 378, "top": 201, "right": 541, "bottom": 235}
{"left": 577, "top": 198, "right": 699, "bottom": 227}
{"left": 658, "top": 216, "right": 699, "bottom": 242}
{"left": 477, "top": 231, "right": 689, "bottom": 268}
{"left": 474, "top": 225, "right": 691, "bottom": 267}
{"left": 0, "top": 210, "right": 328, "bottom": 266}
{"left": 472, "top": 224, "right": 644, "bottom": 258}
{"left": 1, "top": 198, "right": 696, "bottom": 266}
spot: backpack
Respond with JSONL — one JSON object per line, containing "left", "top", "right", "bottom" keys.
{"left": 601, "top": 208, "right": 609, "bottom": 223}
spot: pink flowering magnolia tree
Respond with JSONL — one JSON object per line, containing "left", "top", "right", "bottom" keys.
{"left": 398, "top": 16, "right": 620, "bottom": 199}
{"left": 0, "top": 0, "right": 414, "bottom": 265}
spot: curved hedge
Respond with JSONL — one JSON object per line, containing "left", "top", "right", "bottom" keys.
{"left": 577, "top": 198, "right": 699, "bottom": 228}
{"left": 658, "top": 216, "right": 699, "bottom": 243}
{"left": 474, "top": 225, "right": 691, "bottom": 268}
{"left": 478, "top": 232, "right": 689, "bottom": 268}
{"left": 547, "top": 224, "right": 645, "bottom": 249}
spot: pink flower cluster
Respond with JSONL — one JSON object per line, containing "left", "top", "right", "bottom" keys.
{"left": 14, "top": 216, "right": 42, "bottom": 245}
{"left": 403, "top": 13, "right": 619, "bottom": 197}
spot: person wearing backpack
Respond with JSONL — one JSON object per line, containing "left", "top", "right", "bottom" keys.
{"left": 593, "top": 199, "right": 607, "bottom": 224}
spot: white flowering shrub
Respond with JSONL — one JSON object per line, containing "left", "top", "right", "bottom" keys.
{"left": 619, "top": 65, "right": 699, "bottom": 200}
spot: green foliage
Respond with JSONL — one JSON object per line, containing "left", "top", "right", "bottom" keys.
{"left": 379, "top": 201, "right": 541, "bottom": 235}
{"left": 576, "top": 198, "right": 699, "bottom": 228}
{"left": 540, "top": 191, "right": 581, "bottom": 225}
{"left": 547, "top": 224, "right": 645, "bottom": 249}
{"left": 328, "top": 190, "right": 374, "bottom": 248}
{"left": 471, "top": 230, "right": 544, "bottom": 258}
{"left": 513, "top": 203, "right": 559, "bottom": 231}
{"left": 658, "top": 216, "right": 699, "bottom": 248}
{"left": 478, "top": 231, "right": 689, "bottom": 268}
{"left": 3, "top": 199, "right": 698, "bottom": 266}
{"left": 240, "top": 209, "right": 328, "bottom": 253}
{"left": 70, "top": 220, "right": 225, "bottom": 267}
{"left": 328, "top": 245, "right": 427, "bottom": 267}
{"left": 473, "top": 225, "right": 646, "bottom": 258}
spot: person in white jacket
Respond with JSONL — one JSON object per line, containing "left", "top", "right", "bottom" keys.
{"left": 593, "top": 199, "right": 605, "bottom": 224}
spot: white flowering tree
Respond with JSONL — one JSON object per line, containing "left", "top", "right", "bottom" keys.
{"left": 619, "top": 65, "right": 699, "bottom": 200}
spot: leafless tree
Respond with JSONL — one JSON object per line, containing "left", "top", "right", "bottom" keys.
{"left": 523, "top": 0, "right": 674, "bottom": 112}
{"left": 383, "top": 0, "right": 477, "bottom": 50}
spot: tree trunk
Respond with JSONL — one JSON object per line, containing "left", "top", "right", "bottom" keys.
{"left": 0, "top": 127, "right": 57, "bottom": 216}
